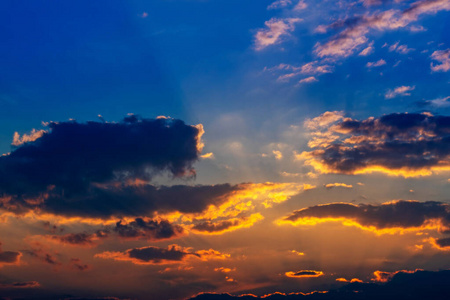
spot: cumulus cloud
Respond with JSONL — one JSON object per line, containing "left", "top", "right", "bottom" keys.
{"left": 279, "top": 200, "right": 450, "bottom": 234}
{"left": 95, "top": 245, "right": 229, "bottom": 265}
{"left": 255, "top": 18, "right": 302, "bottom": 50}
{"left": 385, "top": 85, "right": 415, "bottom": 98}
{"left": 299, "top": 111, "right": 450, "bottom": 177}
{"left": 430, "top": 49, "right": 450, "bottom": 72}
{"left": 0, "top": 116, "right": 203, "bottom": 198}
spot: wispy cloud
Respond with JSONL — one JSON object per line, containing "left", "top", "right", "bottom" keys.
{"left": 385, "top": 85, "right": 415, "bottom": 98}
{"left": 255, "top": 18, "right": 302, "bottom": 50}
{"left": 430, "top": 49, "right": 450, "bottom": 72}
{"left": 366, "top": 59, "right": 386, "bottom": 68}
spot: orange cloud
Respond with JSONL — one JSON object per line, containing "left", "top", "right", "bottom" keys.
{"left": 285, "top": 270, "right": 324, "bottom": 278}
{"left": 372, "top": 269, "right": 420, "bottom": 282}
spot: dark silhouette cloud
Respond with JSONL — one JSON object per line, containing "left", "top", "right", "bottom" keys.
{"left": 0, "top": 281, "right": 40, "bottom": 289}
{"left": 69, "top": 258, "right": 90, "bottom": 271}
{"left": 114, "top": 218, "right": 184, "bottom": 240}
{"left": 281, "top": 200, "right": 450, "bottom": 233}
{"left": 50, "top": 230, "right": 108, "bottom": 246}
{"left": 0, "top": 116, "right": 202, "bottom": 197}
{"left": 96, "top": 245, "right": 199, "bottom": 265}
{"left": 189, "top": 270, "right": 450, "bottom": 300}
{"left": 0, "top": 242, "right": 21, "bottom": 265}
{"left": 22, "top": 244, "right": 61, "bottom": 266}
{"left": 302, "top": 112, "right": 450, "bottom": 176}
{"left": 435, "top": 237, "right": 450, "bottom": 248}
{"left": 96, "top": 244, "right": 228, "bottom": 265}
{"left": 192, "top": 219, "right": 241, "bottom": 233}
{"left": 1, "top": 182, "right": 239, "bottom": 219}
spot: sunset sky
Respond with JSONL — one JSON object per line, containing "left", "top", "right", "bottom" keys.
{"left": 1, "top": 1, "right": 450, "bottom": 299}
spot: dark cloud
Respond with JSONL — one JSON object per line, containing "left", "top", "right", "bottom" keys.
{"left": 69, "top": 258, "right": 90, "bottom": 271}
{"left": 51, "top": 231, "right": 108, "bottom": 246}
{"left": 22, "top": 244, "right": 61, "bottom": 266}
{"left": 1, "top": 182, "right": 239, "bottom": 219}
{"left": 0, "top": 242, "right": 21, "bottom": 265}
{"left": 435, "top": 237, "right": 450, "bottom": 248}
{"left": 114, "top": 218, "right": 184, "bottom": 240}
{"left": 192, "top": 219, "right": 241, "bottom": 233}
{"left": 96, "top": 245, "right": 198, "bottom": 265}
{"left": 189, "top": 270, "right": 450, "bottom": 300}
{"left": 0, "top": 116, "right": 202, "bottom": 197}
{"left": 191, "top": 214, "right": 263, "bottom": 234}
{"left": 282, "top": 200, "right": 450, "bottom": 233}
{"left": 302, "top": 112, "right": 450, "bottom": 176}
{"left": 96, "top": 244, "right": 227, "bottom": 265}
{"left": 0, "top": 281, "right": 40, "bottom": 289}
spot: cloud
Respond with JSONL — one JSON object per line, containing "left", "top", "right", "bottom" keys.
{"left": 294, "top": 0, "right": 307, "bottom": 11}
{"left": 69, "top": 258, "right": 91, "bottom": 271}
{"left": 255, "top": 18, "right": 302, "bottom": 50}
{"left": 298, "top": 76, "right": 318, "bottom": 83}
{"left": 314, "top": 0, "right": 450, "bottom": 58}
{"left": 324, "top": 183, "right": 353, "bottom": 189}
{"left": 114, "top": 218, "right": 184, "bottom": 241}
{"left": 285, "top": 270, "right": 324, "bottom": 278}
{"left": 359, "top": 41, "right": 375, "bottom": 56}
{"left": 416, "top": 96, "right": 450, "bottom": 108}
{"left": 267, "top": 0, "right": 292, "bottom": 10}
{"left": 366, "top": 59, "right": 386, "bottom": 68}
{"left": 188, "top": 269, "right": 450, "bottom": 299}
{"left": 95, "top": 245, "right": 229, "bottom": 265}
{"left": 22, "top": 242, "right": 62, "bottom": 266}
{"left": 372, "top": 269, "right": 420, "bottom": 282}
{"left": 388, "top": 41, "right": 415, "bottom": 54}
{"left": 49, "top": 231, "right": 108, "bottom": 247}
{"left": 430, "top": 49, "right": 450, "bottom": 72}
{"left": 298, "top": 111, "right": 450, "bottom": 177}
{"left": 191, "top": 213, "right": 264, "bottom": 235}
{"left": 0, "top": 281, "right": 40, "bottom": 289}
{"left": 12, "top": 129, "right": 46, "bottom": 146}
{"left": 279, "top": 200, "right": 450, "bottom": 235}
{"left": 427, "top": 237, "right": 450, "bottom": 250}
{"left": 3, "top": 183, "right": 238, "bottom": 219}
{"left": 274, "top": 61, "right": 333, "bottom": 82}
{"left": 0, "top": 116, "right": 203, "bottom": 199}
{"left": 0, "top": 242, "right": 21, "bottom": 266}
{"left": 385, "top": 85, "right": 415, "bottom": 98}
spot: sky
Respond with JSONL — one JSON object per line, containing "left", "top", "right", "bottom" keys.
{"left": 0, "top": 0, "right": 450, "bottom": 299}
